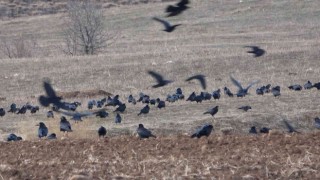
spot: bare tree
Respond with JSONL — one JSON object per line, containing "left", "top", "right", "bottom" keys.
{"left": 0, "top": 34, "right": 39, "bottom": 59}
{"left": 62, "top": 1, "right": 111, "bottom": 55}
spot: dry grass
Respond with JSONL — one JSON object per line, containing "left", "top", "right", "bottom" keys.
{"left": 0, "top": 0, "right": 320, "bottom": 178}
{"left": 0, "top": 0, "right": 319, "bottom": 139}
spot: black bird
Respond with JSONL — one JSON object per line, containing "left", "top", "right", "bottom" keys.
{"left": 272, "top": 86, "right": 281, "bottom": 97}
{"left": 115, "top": 113, "right": 122, "bottom": 124}
{"left": 288, "top": 84, "right": 302, "bottom": 91}
{"left": 17, "top": 105, "right": 27, "bottom": 114}
{"left": 114, "top": 103, "right": 126, "bottom": 113}
{"left": 0, "top": 108, "right": 5, "bottom": 117}
{"left": 148, "top": 70, "right": 173, "bottom": 88}
{"left": 60, "top": 111, "right": 96, "bottom": 122}
{"left": 245, "top": 46, "right": 265, "bottom": 57}
{"left": 230, "top": 76, "right": 260, "bottom": 97}
{"left": 98, "top": 126, "right": 107, "bottom": 138}
{"left": 152, "top": 17, "right": 181, "bottom": 33}
{"left": 256, "top": 87, "right": 264, "bottom": 95}
{"left": 60, "top": 116, "right": 72, "bottom": 133}
{"left": 238, "top": 106, "right": 252, "bottom": 112}
{"left": 37, "top": 122, "right": 48, "bottom": 138}
{"left": 96, "top": 100, "right": 104, "bottom": 108}
{"left": 47, "top": 133, "right": 57, "bottom": 140}
{"left": 166, "top": 0, "right": 189, "bottom": 17}
{"left": 313, "top": 82, "right": 320, "bottom": 90}
{"left": 47, "top": 111, "right": 54, "bottom": 118}
{"left": 87, "top": 100, "right": 96, "bottom": 109}
{"left": 7, "top": 134, "right": 22, "bottom": 142}
{"left": 194, "top": 95, "right": 203, "bottom": 103}
{"left": 201, "top": 92, "right": 212, "bottom": 100}
{"left": 224, "top": 87, "right": 234, "bottom": 97}
{"left": 186, "top": 92, "right": 196, "bottom": 101}
{"left": 157, "top": 100, "right": 166, "bottom": 109}
{"left": 185, "top": 74, "right": 207, "bottom": 90}
{"left": 30, "top": 106, "right": 39, "bottom": 114}
{"left": 260, "top": 127, "right": 270, "bottom": 134}
{"left": 8, "top": 103, "right": 18, "bottom": 113}
{"left": 304, "top": 81, "right": 313, "bottom": 89}
{"left": 283, "top": 120, "right": 300, "bottom": 133}
{"left": 149, "top": 99, "right": 157, "bottom": 105}
{"left": 191, "top": 124, "right": 213, "bottom": 138}
{"left": 96, "top": 110, "right": 109, "bottom": 118}
{"left": 128, "top": 95, "right": 137, "bottom": 105}
{"left": 105, "top": 95, "right": 122, "bottom": 107}
{"left": 176, "top": 88, "right": 183, "bottom": 95}
{"left": 137, "top": 124, "right": 156, "bottom": 139}
{"left": 212, "top": 89, "right": 221, "bottom": 100}
{"left": 138, "top": 105, "right": 150, "bottom": 116}
{"left": 204, "top": 106, "right": 219, "bottom": 117}
{"left": 166, "top": 94, "right": 177, "bottom": 103}
{"left": 314, "top": 117, "right": 320, "bottom": 129}
{"left": 249, "top": 126, "right": 257, "bottom": 134}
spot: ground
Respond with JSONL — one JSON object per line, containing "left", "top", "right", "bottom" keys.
{"left": 0, "top": 0, "right": 320, "bottom": 179}
{"left": 1, "top": 133, "right": 320, "bottom": 179}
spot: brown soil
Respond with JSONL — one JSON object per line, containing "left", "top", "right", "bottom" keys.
{"left": 1, "top": 132, "right": 320, "bottom": 179}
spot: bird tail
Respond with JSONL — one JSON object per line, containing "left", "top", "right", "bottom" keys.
{"left": 191, "top": 134, "right": 197, "bottom": 138}
{"left": 137, "top": 112, "right": 141, "bottom": 116}
{"left": 203, "top": 111, "right": 209, "bottom": 115}
{"left": 151, "top": 134, "right": 157, "bottom": 138}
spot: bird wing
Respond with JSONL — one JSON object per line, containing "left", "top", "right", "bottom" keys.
{"left": 230, "top": 76, "right": 244, "bottom": 91}
{"left": 152, "top": 17, "right": 171, "bottom": 29}
{"left": 283, "top": 120, "right": 299, "bottom": 133}
{"left": 177, "top": 0, "right": 189, "bottom": 6}
{"left": 245, "top": 80, "right": 260, "bottom": 91}
{"left": 185, "top": 75, "right": 207, "bottom": 90}
{"left": 148, "top": 70, "right": 165, "bottom": 83}
{"left": 43, "top": 80, "right": 58, "bottom": 98}
{"left": 166, "top": 5, "right": 176, "bottom": 12}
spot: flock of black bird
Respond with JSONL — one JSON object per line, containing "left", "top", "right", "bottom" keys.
{"left": 3, "top": 0, "right": 320, "bottom": 142}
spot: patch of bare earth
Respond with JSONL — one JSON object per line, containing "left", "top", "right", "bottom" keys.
{"left": 0, "top": 133, "right": 320, "bottom": 179}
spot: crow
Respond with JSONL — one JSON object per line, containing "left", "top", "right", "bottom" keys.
{"left": 152, "top": 17, "right": 181, "bottom": 32}
{"left": 59, "top": 111, "right": 96, "bottom": 122}
{"left": 47, "top": 111, "right": 54, "bottom": 118}
{"left": 224, "top": 87, "right": 234, "bottom": 97}
{"left": 204, "top": 106, "right": 219, "bottom": 117}
{"left": 7, "top": 134, "right": 23, "bottom": 141}
{"left": 60, "top": 116, "right": 72, "bottom": 133}
{"left": 47, "top": 133, "right": 57, "bottom": 140}
{"left": 260, "top": 127, "right": 270, "bottom": 134}
{"left": 191, "top": 124, "right": 213, "bottom": 138}
{"left": 288, "top": 84, "right": 302, "bottom": 91}
{"left": 313, "top": 82, "right": 320, "bottom": 90}
{"left": 138, "top": 105, "right": 150, "bottom": 116}
{"left": 148, "top": 70, "right": 173, "bottom": 88}
{"left": 137, "top": 124, "right": 156, "bottom": 139}
{"left": 114, "top": 103, "right": 126, "bottom": 113}
{"left": 166, "top": 0, "right": 190, "bottom": 17}
{"left": 185, "top": 74, "right": 206, "bottom": 90}
{"left": 0, "top": 108, "right": 5, "bottom": 117}
{"left": 304, "top": 81, "right": 313, "bottom": 89}
{"left": 157, "top": 100, "right": 166, "bottom": 109}
{"left": 272, "top": 86, "right": 281, "bottom": 97}
{"left": 212, "top": 89, "right": 221, "bottom": 100}
{"left": 186, "top": 92, "right": 196, "bottom": 101}
{"left": 314, "top": 117, "right": 320, "bottom": 129}
{"left": 128, "top": 95, "right": 137, "bottom": 105}
{"left": 245, "top": 46, "right": 265, "bottom": 57}
{"left": 37, "top": 122, "right": 48, "bottom": 138}
{"left": 238, "top": 106, "right": 252, "bottom": 112}
{"left": 8, "top": 103, "right": 18, "bottom": 113}
{"left": 115, "top": 113, "right": 122, "bottom": 124}
{"left": 230, "top": 75, "right": 260, "bottom": 97}
{"left": 98, "top": 126, "right": 107, "bottom": 138}
{"left": 283, "top": 120, "right": 300, "bottom": 133}
{"left": 249, "top": 126, "right": 257, "bottom": 134}
{"left": 96, "top": 110, "right": 109, "bottom": 118}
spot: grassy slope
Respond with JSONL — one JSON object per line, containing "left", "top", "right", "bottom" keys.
{"left": 0, "top": 0, "right": 320, "bottom": 140}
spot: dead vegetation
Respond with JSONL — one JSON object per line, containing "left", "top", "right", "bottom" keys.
{"left": 0, "top": 0, "right": 319, "bottom": 178}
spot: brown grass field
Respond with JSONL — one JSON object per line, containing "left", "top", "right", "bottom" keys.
{"left": 0, "top": 0, "right": 320, "bottom": 179}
